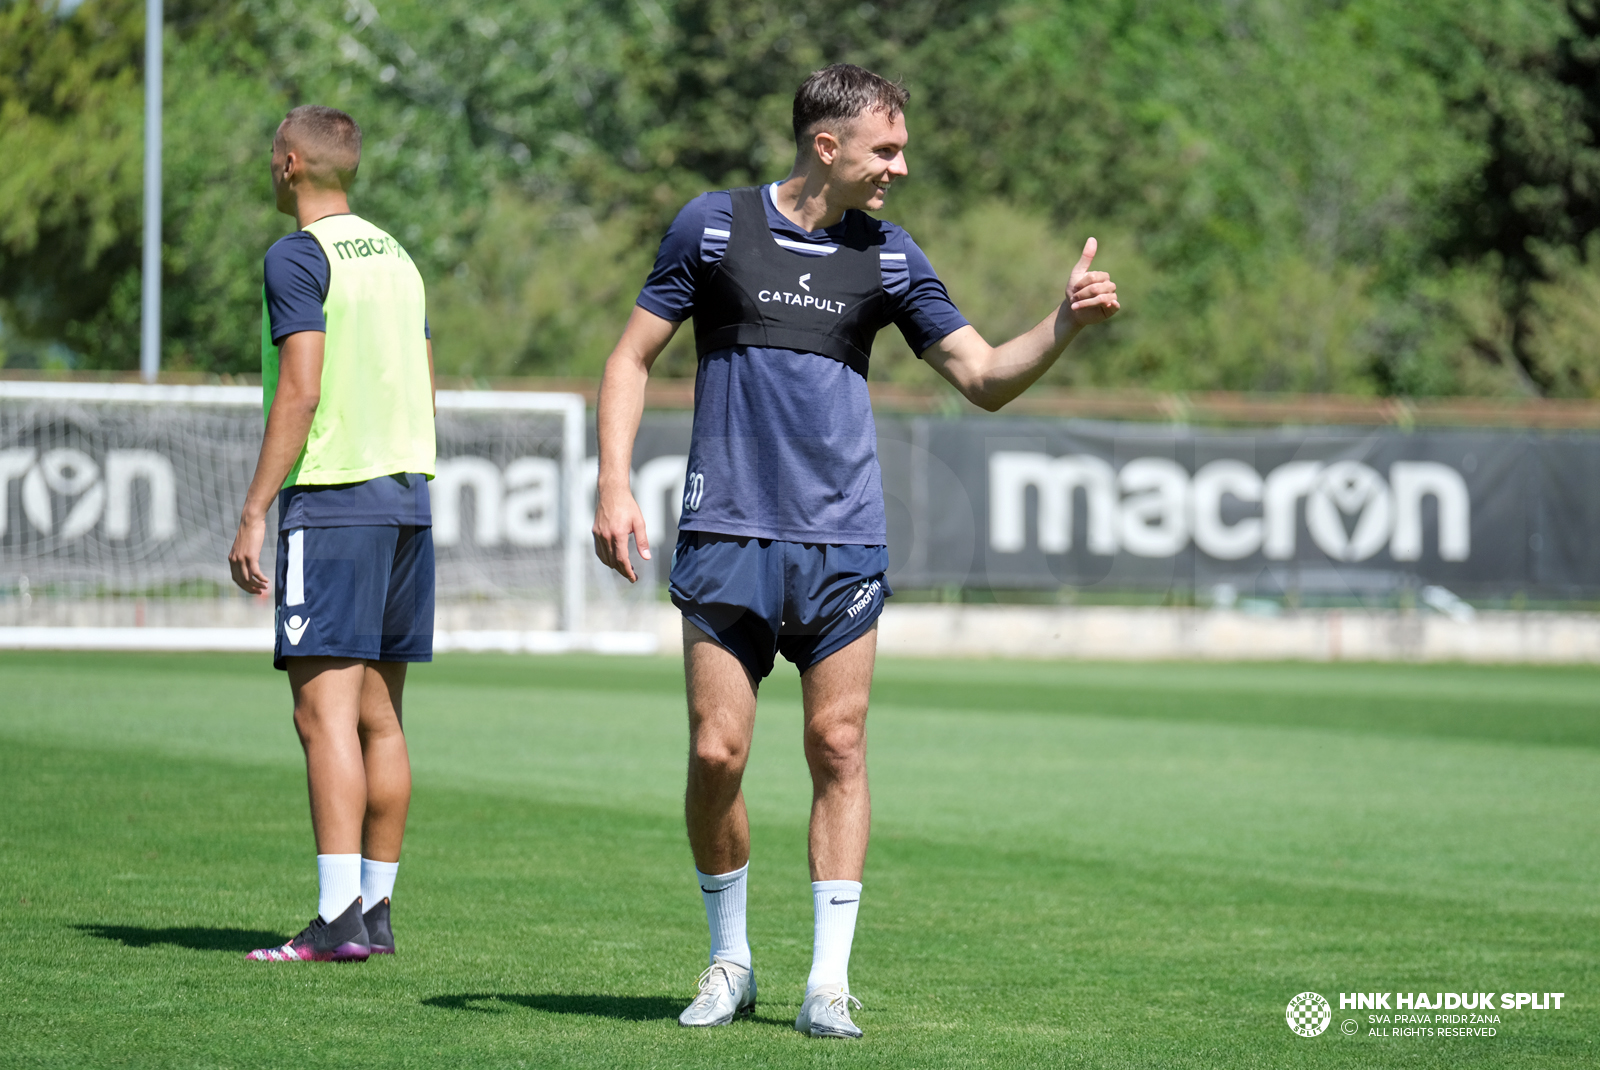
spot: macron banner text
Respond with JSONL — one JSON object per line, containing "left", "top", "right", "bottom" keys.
{"left": 618, "top": 416, "right": 1599, "bottom": 600}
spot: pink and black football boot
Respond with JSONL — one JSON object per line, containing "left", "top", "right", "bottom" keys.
{"left": 363, "top": 897, "right": 394, "bottom": 955}
{"left": 246, "top": 897, "right": 371, "bottom": 962}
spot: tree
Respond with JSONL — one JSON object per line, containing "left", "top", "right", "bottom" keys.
{"left": 1437, "top": 0, "right": 1600, "bottom": 395}
{"left": 0, "top": 0, "right": 144, "bottom": 367}
{"left": 7, "top": 0, "right": 1600, "bottom": 396}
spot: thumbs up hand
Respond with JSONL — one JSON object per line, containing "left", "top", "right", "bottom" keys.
{"left": 1066, "top": 237, "right": 1120, "bottom": 326}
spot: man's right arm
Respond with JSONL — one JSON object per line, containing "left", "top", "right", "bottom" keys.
{"left": 592, "top": 307, "right": 680, "bottom": 583}
{"left": 228, "top": 331, "right": 324, "bottom": 593}
{"left": 921, "top": 238, "right": 1118, "bottom": 411}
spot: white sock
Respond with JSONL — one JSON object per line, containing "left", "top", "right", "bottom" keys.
{"left": 697, "top": 864, "right": 751, "bottom": 969}
{"left": 361, "top": 858, "right": 399, "bottom": 907}
{"left": 316, "top": 853, "right": 362, "bottom": 922}
{"left": 807, "top": 880, "right": 862, "bottom": 993}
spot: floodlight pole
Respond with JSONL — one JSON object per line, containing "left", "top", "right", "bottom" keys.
{"left": 139, "top": 0, "right": 162, "bottom": 383}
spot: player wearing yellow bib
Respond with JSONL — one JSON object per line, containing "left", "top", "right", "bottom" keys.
{"left": 228, "top": 105, "right": 436, "bottom": 963}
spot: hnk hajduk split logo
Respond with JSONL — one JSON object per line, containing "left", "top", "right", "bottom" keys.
{"left": 1286, "top": 992, "right": 1333, "bottom": 1037}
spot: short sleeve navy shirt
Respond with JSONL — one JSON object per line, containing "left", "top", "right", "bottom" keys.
{"left": 264, "top": 229, "right": 431, "bottom": 344}
{"left": 263, "top": 227, "right": 432, "bottom": 528}
{"left": 637, "top": 184, "right": 968, "bottom": 544}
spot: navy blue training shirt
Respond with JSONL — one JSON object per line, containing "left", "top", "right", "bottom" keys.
{"left": 263, "top": 229, "right": 432, "bottom": 528}
{"left": 637, "top": 183, "right": 968, "bottom": 544}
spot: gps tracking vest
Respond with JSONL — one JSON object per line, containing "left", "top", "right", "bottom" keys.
{"left": 261, "top": 213, "right": 435, "bottom": 487}
{"left": 693, "top": 187, "right": 893, "bottom": 378}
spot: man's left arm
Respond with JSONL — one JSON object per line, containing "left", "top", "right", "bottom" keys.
{"left": 921, "top": 238, "right": 1119, "bottom": 411}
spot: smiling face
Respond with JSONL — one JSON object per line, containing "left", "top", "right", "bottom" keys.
{"left": 820, "top": 107, "right": 909, "bottom": 212}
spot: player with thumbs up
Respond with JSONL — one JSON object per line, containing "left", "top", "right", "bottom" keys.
{"left": 591, "top": 63, "right": 1118, "bottom": 1039}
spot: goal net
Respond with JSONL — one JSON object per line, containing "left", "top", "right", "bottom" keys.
{"left": 0, "top": 382, "right": 652, "bottom": 649}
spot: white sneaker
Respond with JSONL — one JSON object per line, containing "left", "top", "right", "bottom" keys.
{"left": 677, "top": 958, "right": 756, "bottom": 1027}
{"left": 794, "top": 983, "right": 863, "bottom": 1038}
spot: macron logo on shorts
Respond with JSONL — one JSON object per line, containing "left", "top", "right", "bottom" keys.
{"left": 845, "top": 580, "right": 881, "bottom": 619}
{"left": 284, "top": 614, "right": 309, "bottom": 644}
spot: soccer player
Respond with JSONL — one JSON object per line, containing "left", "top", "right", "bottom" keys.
{"left": 592, "top": 65, "right": 1119, "bottom": 1036}
{"left": 228, "top": 105, "right": 436, "bottom": 963}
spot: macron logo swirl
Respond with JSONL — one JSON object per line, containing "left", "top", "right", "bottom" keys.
{"left": 757, "top": 272, "right": 846, "bottom": 314}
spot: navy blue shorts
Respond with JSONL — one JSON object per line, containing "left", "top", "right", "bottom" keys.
{"left": 273, "top": 524, "right": 435, "bottom": 671}
{"left": 668, "top": 531, "right": 891, "bottom": 680}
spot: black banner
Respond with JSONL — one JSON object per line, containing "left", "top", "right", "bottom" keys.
{"left": 620, "top": 416, "right": 1600, "bottom": 599}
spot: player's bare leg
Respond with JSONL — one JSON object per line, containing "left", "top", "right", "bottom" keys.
{"left": 678, "top": 620, "right": 759, "bottom": 1025}
{"left": 289, "top": 657, "right": 411, "bottom": 859}
{"left": 795, "top": 623, "right": 876, "bottom": 1038}
{"left": 353, "top": 659, "right": 409, "bottom": 953}
{"left": 289, "top": 657, "right": 371, "bottom": 856}
{"left": 683, "top": 621, "right": 758, "bottom": 874}
{"left": 800, "top": 623, "right": 876, "bottom": 882}
{"left": 246, "top": 656, "right": 379, "bottom": 961}
{"left": 278, "top": 658, "right": 412, "bottom": 950}
{"left": 356, "top": 661, "right": 411, "bottom": 864}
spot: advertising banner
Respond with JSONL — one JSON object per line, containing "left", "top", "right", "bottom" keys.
{"left": 4, "top": 387, "right": 1595, "bottom": 602}
{"left": 0, "top": 388, "right": 579, "bottom": 606}
{"left": 622, "top": 416, "right": 1600, "bottom": 600}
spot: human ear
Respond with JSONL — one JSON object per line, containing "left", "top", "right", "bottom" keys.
{"left": 813, "top": 131, "right": 840, "bottom": 166}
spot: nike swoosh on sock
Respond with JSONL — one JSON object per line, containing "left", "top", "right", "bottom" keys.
{"left": 701, "top": 885, "right": 729, "bottom": 894}
{"left": 829, "top": 897, "right": 858, "bottom": 905}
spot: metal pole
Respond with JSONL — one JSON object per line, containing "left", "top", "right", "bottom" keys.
{"left": 562, "top": 395, "right": 587, "bottom": 633}
{"left": 139, "top": 0, "right": 162, "bottom": 383}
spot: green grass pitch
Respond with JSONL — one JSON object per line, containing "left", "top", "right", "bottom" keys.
{"left": 2, "top": 651, "right": 1598, "bottom": 1068}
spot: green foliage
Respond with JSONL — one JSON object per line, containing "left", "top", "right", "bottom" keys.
{"left": 0, "top": 0, "right": 288, "bottom": 370}
{"left": 7, "top": 0, "right": 1600, "bottom": 394}
{"left": 427, "top": 194, "right": 656, "bottom": 377}
{"left": 1524, "top": 237, "right": 1600, "bottom": 396}
{"left": 0, "top": 0, "right": 143, "bottom": 366}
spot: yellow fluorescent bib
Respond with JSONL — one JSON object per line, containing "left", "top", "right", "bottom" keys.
{"left": 261, "top": 213, "right": 434, "bottom": 487}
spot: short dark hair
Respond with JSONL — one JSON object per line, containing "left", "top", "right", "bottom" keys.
{"left": 792, "top": 64, "right": 909, "bottom": 148}
{"left": 276, "top": 105, "right": 362, "bottom": 190}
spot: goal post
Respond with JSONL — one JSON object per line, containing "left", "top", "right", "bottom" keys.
{"left": 0, "top": 381, "right": 636, "bottom": 649}
{"left": 431, "top": 388, "right": 588, "bottom": 633}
